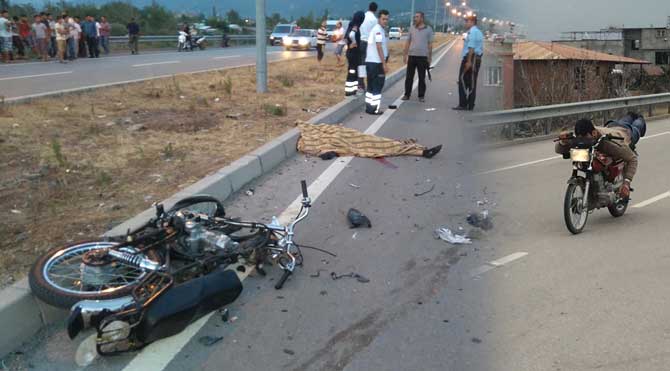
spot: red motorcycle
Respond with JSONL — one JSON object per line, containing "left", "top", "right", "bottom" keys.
{"left": 558, "top": 133, "right": 631, "bottom": 234}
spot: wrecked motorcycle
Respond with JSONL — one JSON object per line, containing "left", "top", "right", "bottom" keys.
{"left": 29, "top": 181, "right": 312, "bottom": 355}
{"left": 558, "top": 133, "right": 630, "bottom": 234}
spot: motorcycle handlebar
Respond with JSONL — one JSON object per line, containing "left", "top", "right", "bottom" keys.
{"left": 301, "top": 180, "right": 308, "bottom": 199}
{"left": 275, "top": 270, "right": 292, "bottom": 289}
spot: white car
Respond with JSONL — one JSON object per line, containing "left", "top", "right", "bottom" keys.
{"left": 389, "top": 27, "right": 402, "bottom": 40}
{"left": 283, "top": 29, "right": 318, "bottom": 50}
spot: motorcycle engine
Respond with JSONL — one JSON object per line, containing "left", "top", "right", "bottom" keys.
{"left": 593, "top": 173, "right": 616, "bottom": 208}
{"left": 183, "top": 220, "right": 239, "bottom": 254}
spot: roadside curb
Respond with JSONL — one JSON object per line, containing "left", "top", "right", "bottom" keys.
{"left": 0, "top": 41, "right": 451, "bottom": 358}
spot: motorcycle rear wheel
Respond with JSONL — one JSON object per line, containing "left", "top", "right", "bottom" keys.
{"left": 29, "top": 241, "right": 162, "bottom": 309}
{"left": 564, "top": 183, "right": 589, "bottom": 234}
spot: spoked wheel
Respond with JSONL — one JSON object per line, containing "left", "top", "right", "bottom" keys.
{"left": 564, "top": 183, "right": 589, "bottom": 234}
{"left": 29, "top": 241, "right": 162, "bottom": 309}
{"left": 608, "top": 198, "right": 629, "bottom": 217}
{"left": 168, "top": 195, "right": 226, "bottom": 218}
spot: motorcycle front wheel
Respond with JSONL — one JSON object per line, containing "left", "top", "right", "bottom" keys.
{"left": 29, "top": 241, "right": 162, "bottom": 309}
{"left": 564, "top": 183, "right": 589, "bottom": 234}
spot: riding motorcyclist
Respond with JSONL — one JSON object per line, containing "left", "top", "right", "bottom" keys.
{"left": 555, "top": 118, "right": 638, "bottom": 200}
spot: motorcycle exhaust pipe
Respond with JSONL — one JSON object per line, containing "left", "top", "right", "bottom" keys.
{"left": 67, "top": 296, "right": 136, "bottom": 339}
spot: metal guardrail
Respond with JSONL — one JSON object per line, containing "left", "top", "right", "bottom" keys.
{"left": 471, "top": 93, "right": 670, "bottom": 128}
{"left": 109, "top": 35, "right": 256, "bottom": 43}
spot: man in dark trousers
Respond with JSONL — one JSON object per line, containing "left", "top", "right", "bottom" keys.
{"left": 364, "top": 9, "right": 389, "bottom": 115}
{"left": 402, "top": 11, "right": 434, "bottom": 102}
{"left": 127, "top": 18, "right": 140, "bottom": 54}
{"left": 81, "top": 15, "right": 99, "bottom": 58}
{"left": 453, "top": 15, "right": 483, "bottom": 111}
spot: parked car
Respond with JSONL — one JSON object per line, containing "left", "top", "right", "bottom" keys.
{"left": 283, "top": 29, "right": 317, "bottom": 50}
{"left": 389, "top": 27, "right": 402, "bottom": 40}
{"left": 270, "top": 23, "right": 298, "bottom": 46}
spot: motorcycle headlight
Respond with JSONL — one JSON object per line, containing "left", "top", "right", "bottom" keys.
{"left": 570, "top": 149, "right": 590, "bottom": 162}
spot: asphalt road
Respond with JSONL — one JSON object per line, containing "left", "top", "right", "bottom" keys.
{"left": 0, "top": 44, "right": 326, "bottom": 99}
{"left": 7, "top": 38, "right": 670, "bottom": 371}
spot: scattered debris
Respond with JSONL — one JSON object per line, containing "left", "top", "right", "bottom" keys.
{"left": 245, "top": 189, "right": 255, "bottom": 196}
{"left": 220, "top": 308, "right": 229, "bottom": 322}
{"left": 226, "top": 113, "right": 241, "bottom": 119}
{"left": 97, "top": 114, "right": 107, "bottom": 118}
{"left": 349, "top": 183, "right": 361, "bottom": 189}
{"left": 331, "top": 271, "right": 370, "bottom": 283}
{"left": 466, "top": 210, "right": 493, "bottom": 231}
{"left": 347, "top": 208, "right": 372, "bottom": 228}
{"left": 214, "top": 98, "right": 221, "bottom": 102}
{"left": 283, "top": 349, "right": 296, "bottom": 356}
{"left": 198, "top": 336, "right": 223, "bottom": 346}
{"left": 471, "top": 337, "right": 482, "bottom": 344}
{"left": 434, "top": 226, "right": 472, "bottom": 245}
{"left": 310, "top": 269, "right": 326, "bottom": 278}
{"left": 64, "top": 106, "right": 69, "bottom": 111}
{"left": 414, "top": 184, "right": 435, "bottom": 197}
{"left": 10, "top": 209, "right": 22, "bottom": 214}
{"left": 352, "top": 232, "right": 358, "bottom": 239}
{"left": 230, "top": 316, "right": 239, "bottom": 323}
{"left": 425, "top": 108, "right": 436, "bottom": 112}
{"left": 388, "top": 104, "right": 398, "bottom": 109}
{"left": 318, "top": 151, "right": 339, "bottom": 160}
{"left": 319, "top": 290, "right": 328, "bottom": 296}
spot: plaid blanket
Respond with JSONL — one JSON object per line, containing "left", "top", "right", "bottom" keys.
{"left": 296, "top": 122, "right": 426, "bottom": 158}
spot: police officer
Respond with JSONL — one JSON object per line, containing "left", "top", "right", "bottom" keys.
{"left": 453, "top": 15, "right": 483, "bottom": 111}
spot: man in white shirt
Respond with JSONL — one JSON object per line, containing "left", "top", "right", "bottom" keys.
{"left": 358, "top": 2, "right": 378, "bottom": 82}
{"left": 364, "top": 9, "right": 389, "bottom": 115}
{"left": 0, "top": 9, "right": 11, "bottom": 63}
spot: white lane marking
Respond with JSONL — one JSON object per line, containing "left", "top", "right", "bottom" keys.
{"left": 121, "top": 39, "right": 458, "bottom": 371}
{"left": 212, "top": 55, "right": 241, "bottom": 60}
{"left": 132, "top": 60, "right": 181, "bottom": 67}
{"left": 478, "top": 130, "right": 670, "bottom": 176}
{"left": 470, "top": 252, "right": 528, "bottom": 278}
{"left": 633, "top": 191, "right": 670, "bottom": 208}
{"left": 0, "top": 71, "right": 73, "bottom": 81}
{"left": 476, "top": 156, "right": 561, "bottom": 175}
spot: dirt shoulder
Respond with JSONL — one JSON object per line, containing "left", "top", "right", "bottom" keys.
{"left": 0, "top": 36, "right": 451, "bottom": 288}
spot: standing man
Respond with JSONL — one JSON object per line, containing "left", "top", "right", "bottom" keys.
{"left": 32, "top": 14, "right": 48, "bottom": 61}
{"left": 98, "top": 16, "right": 110, "bottom": 55}
{"left": 127, "top": 17, "right": 140, "bottom": 54}
{"left": 54, "top": 15, "right": 69, "bottom": 63}
{"left": 359, "top": 2, "right": 378, "bottom": 92}
{"left": 453, "top": 15, "right": 483, "bottom": 111}
{"left": 333, "top": 21, "right": 345, "bottom": 67}
{"left": 364, "top": 9, "right": 389, "bottom": 115}
{"left": 46, "top": 13, "right": 56, "bottom": 58}
{"left": 316, "top": 19, "right": 328, "bottom": 64}
{"left": 82, "top": 15, "right": 99, "bottom": 58}
{"left": 0, "top": 10, "right": 11, "bottom": 63}
{"left": 402, "top": 11, "right": 434, "bottom": 102}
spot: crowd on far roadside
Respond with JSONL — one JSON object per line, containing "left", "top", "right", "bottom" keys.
{"left": 0, "top": 9, "right": 142, "bottom": 64}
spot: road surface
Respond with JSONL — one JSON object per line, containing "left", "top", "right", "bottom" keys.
{"left": 6, "top": 38, "right": 670, "bottom": 371}
{"left": 0, "top": 45, "right": 327, "bottom": 99}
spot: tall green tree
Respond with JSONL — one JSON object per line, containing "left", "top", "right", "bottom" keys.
{"left": 226, "top": 9, "right": 242, "bottom": 25}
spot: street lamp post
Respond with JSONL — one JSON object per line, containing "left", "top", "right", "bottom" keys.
{"left": 256, "top": 0, "right": 267, "bottom": 93}
{"left": 410, "top": 0, "right": 415, "bottom": 28}
{"left": 433, "top": 0, "right": 438, "bottom": 29}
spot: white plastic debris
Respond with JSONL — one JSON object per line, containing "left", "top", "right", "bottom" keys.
{"left": 214, "top": 97, "right": 220, "bottom": 102}
{"left": 10, "top": 209, "right": 22, "bottom": 214}
{"left": 434, "top": 226, "right": 472, "bottom": 245}
{"left": 425, "top": 108, "right": 437, "bottom": 112}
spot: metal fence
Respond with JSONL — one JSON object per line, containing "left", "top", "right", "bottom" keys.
{"left": 470, "top": 93, "right": 670, "bottom": 141}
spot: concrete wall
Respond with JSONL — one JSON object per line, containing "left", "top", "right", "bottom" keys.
{"left": 513, "top": 60, "right": 613, "bottom": 108}
{"left": 553, "top": 40, "right": 625, "bottom": 57}
{"left": 476, "top": 41, "right": 514, "bottom": 111}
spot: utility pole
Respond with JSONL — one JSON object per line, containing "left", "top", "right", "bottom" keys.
{"left": 433, "top": 0, "right": 438, "bottom": 29}
{"left": 256, "top": 0, "right": 267, "bottom": 93}
{"left": 442, "top": 4, "right": 447, "bottom": 32}
{"left": 410, "top": 0, "right": 415, "bottom": 28}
